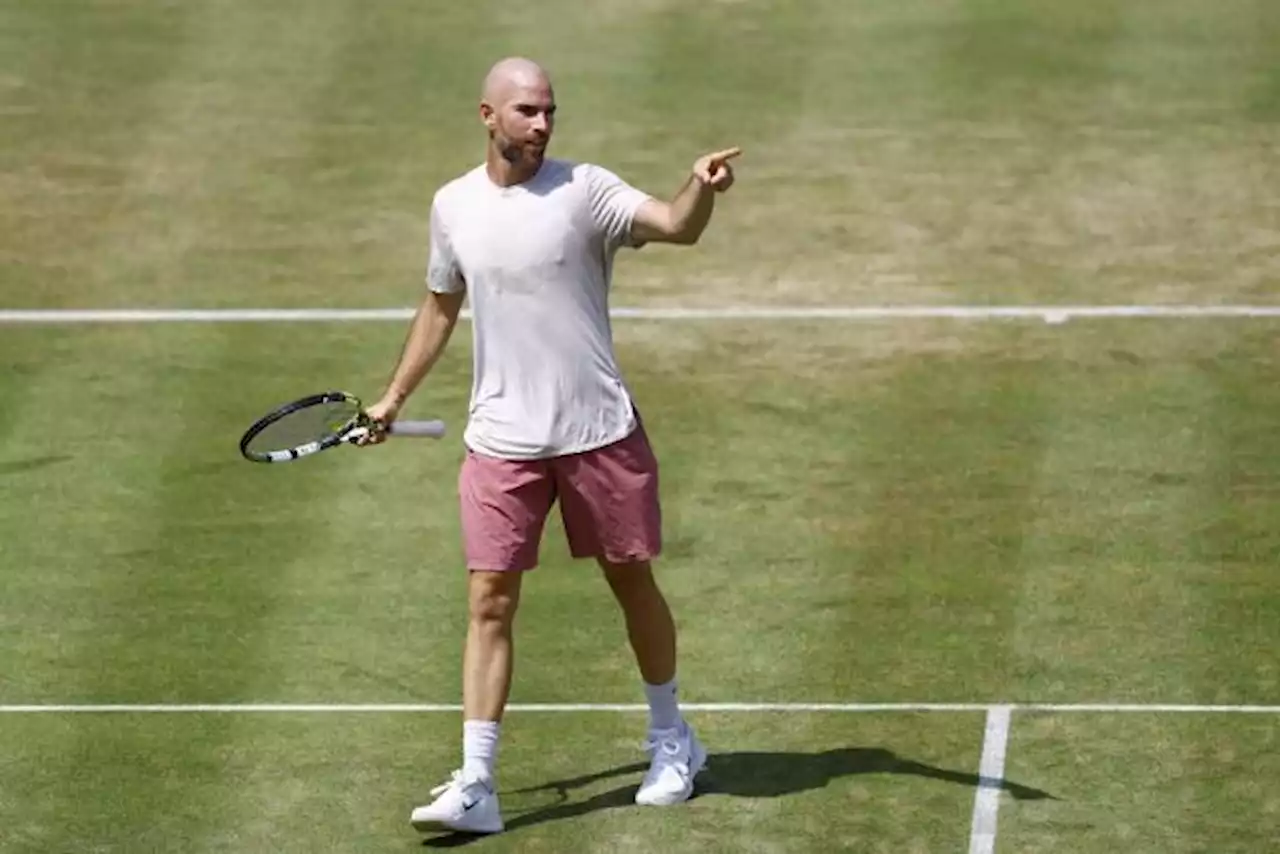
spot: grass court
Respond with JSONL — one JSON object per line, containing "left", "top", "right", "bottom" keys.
{"left": 1, "top": 1, "right": 1278, "bottom": 851}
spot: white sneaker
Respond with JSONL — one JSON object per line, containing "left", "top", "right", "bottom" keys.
{"left": 635, "top": 722, "right": 706, "bottom": 806}
{"left": 409, "top": 770, "right": 503, "bottom": 835}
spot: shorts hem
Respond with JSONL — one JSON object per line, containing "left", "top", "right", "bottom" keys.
{"left": 572, "top": 548, "right": 662, "bottom": 565}
{"left": 465, "top": 561, "right": 538, "bottom": 573}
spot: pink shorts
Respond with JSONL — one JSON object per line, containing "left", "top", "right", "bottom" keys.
{"left": 458, "top": 424, "right": 662, "bottom": 571}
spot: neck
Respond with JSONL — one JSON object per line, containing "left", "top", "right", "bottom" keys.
{"left": 485, "top": 144, "right": 541, "bottom": 187}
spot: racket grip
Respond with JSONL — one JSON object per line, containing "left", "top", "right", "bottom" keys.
{"left": 387, "top": 419, "right": 447, "bottom": 438}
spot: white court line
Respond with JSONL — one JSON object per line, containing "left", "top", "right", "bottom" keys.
{"left": 1016, "top": 703, "right": 1280, "bottom": 713}
{"left": 0, "top": 703, "right": 985, "bottom": 714}
{"left": 1, "top": 702, "right": 1278, "bottom": 713}
{"left": 968, "top": 705, "right": 1013, "bottom": 854}
{"left": 0, "top": 305, "right": 1279, "bottom": 323}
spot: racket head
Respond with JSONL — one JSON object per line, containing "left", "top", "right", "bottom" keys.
{"left": 239, "top": 391, "right": 368, "bottom": 463}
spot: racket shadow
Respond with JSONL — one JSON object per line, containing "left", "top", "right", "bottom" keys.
{"left": 421, "top": 746, "right": 1056, "bottom": 846}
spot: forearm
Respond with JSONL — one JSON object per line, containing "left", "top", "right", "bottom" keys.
{"left": 382, "top": 290, "right": 464, "bottom": 404}
{"left": 663, "top": 174, "right": 716, "bottom": 244}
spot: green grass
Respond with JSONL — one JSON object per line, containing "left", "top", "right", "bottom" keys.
{"left": 3, "top": 0, "right": 1279, "bottom": 309}
{"left": 1, "top": 321, "right": 1278, "bottom": 850}
{"left": 2, "top": 0, "right": 1280, "bottom": 851}
{"left": 1001, "top": 714, "right": 1280, "bottom": 852}
{"left": 0, "top": 711, "right": 1002, "bottom": 854}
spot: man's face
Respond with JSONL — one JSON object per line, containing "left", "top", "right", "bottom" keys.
{"left": 484, "top": 79, "right": 556, "bottom": 169}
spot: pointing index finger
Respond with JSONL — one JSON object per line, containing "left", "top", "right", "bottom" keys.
{"left": 708, "top": 146, "right": 743, "bottom": 163}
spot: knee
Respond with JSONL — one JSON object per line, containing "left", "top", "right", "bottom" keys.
{"left": 600, "top": 559, "right": 658, "bottom": 599}
{"left": 469, "top": 573, "right": 521, "bottom": 628}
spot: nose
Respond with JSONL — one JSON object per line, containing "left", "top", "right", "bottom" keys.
{"left": 530, "top": 111, "right": 550, "bottom": 134}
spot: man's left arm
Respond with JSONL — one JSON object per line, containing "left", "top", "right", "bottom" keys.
{"left": 631, "top": 147, "right": 741, "bottom": 246}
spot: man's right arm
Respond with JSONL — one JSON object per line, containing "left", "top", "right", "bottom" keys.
{"left": 363, "top": 193, "right": 467, "bottom": 437}
{"left": 363, "top": 288, "right": 465, "bottom": 433}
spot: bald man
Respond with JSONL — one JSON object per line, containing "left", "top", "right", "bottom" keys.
{"left": 361, "top": 57, "right": 740, "bottom": 836}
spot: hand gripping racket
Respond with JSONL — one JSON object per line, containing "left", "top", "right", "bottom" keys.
{"left": 238, "top": 391, "right": 445, "bottom": 463}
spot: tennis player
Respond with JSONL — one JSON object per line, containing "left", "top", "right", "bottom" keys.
{"left": 361, "top": 56, "right": 740, "bottom": 835}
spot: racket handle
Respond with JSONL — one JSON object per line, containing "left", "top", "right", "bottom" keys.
{"left": 386, "top": 419, "right": 447, "bottom": 438}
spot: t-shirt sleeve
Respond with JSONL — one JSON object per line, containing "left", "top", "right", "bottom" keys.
{"left": 583, "top": 163, "right": 653, "bottom": 250}
{"left": 425, "top": 196, "right": 465, "bottom": 294}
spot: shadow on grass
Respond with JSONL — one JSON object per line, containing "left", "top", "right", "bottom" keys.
{"left": 422, "top": 746, "right": 1055, "bottom": 847}
{"left": 0, "top": 455, "right": 70, "bottom": 476}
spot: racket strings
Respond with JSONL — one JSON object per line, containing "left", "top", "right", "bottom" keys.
{"left": 245, "top": 399, "right": 361, "bottom": 454}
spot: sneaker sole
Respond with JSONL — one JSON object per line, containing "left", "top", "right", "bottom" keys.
{"left": 410, "top": 813, "right": 504, "bottom": 835}
{"left": 407, "top": 814, "right": 501, "bottom": 834}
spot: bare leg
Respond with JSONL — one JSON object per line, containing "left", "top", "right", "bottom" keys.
{"left": 463, "top": 569, "right": 523, "bottom": 722}
{"left": 599, "top": 558, "right": 676, "bottom": 686}
{"left": 409, "top": 569, "right": 519, "bottom": 832}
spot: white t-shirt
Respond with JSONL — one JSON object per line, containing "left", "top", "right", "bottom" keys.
{"left": 426, "top": 158, "right": 653, "bottom": 460}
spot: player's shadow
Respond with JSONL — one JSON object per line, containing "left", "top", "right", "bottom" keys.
{"left": 421, "top": 747, "right": 1055, "bottom": 847}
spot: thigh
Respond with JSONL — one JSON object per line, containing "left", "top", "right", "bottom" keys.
{"left": 555, "top": 425, "right": 662, "bottom": 564}
{"left": 459, "top": 450, "right": 555, "bottom": 571}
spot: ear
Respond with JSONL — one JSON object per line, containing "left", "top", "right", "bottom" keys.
{"left": 479, "top": 101, "right": 497, "bottom": 131}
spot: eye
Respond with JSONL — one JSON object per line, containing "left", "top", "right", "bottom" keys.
{"left": 515, "top": 104, "right": 555, "bottom": 119}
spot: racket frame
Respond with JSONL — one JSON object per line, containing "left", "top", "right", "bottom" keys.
{"left": 238, "top": 390, "right": 443, "bottom": 463}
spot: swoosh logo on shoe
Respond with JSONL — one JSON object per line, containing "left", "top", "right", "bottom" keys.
{"left": 461, "top": 785, "right": 490, "bottom": 812}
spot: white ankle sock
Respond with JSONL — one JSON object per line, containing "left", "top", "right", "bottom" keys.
{"left": 644, "top": 678, "right": 683, "bottom": 731}
{"left": 463, "top": 719, "right": 500, "bottom": 784}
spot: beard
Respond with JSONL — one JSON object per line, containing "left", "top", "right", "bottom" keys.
{"left": 496, "top": 132, "right": 546, "bottom": 167}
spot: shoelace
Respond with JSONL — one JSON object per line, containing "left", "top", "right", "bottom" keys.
{"left": 430, "top": 769, "right": 494, "bottom": 800}
{"left": 429, "top": 769, "right": 465, "bottom": 798}
{"left": 642, "top": 736, "right": 690, "bottom": 776}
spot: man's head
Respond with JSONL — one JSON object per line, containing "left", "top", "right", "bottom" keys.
{"left": 480, "top": 57, "right": 555, "bottom": 175}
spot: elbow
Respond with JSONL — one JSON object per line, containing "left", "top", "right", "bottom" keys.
{"left": 667, "top": 224, "right": 705, "bottom": 246}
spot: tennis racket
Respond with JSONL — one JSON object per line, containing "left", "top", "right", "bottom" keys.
{"left": 239, "top": 390, "right": 446, "bottom": 464}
